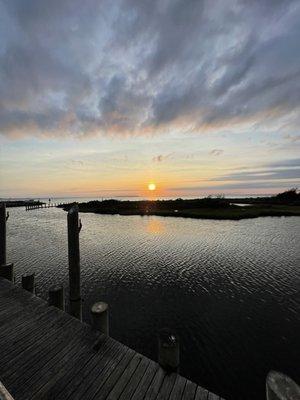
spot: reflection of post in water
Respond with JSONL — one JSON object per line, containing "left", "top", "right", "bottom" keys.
{"left": 146, "top": 218, "right": 165, "bottom": 235}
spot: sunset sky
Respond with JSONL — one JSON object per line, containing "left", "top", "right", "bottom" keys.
{"left": 0, "top": 0, "right": 299, "bottom": 198}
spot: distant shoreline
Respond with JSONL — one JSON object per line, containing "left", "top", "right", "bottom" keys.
{"left": 59, "top": 194, "right": 300, "bottom": 220}
{"left": 3, "top": 190, "right": 300, "bottom": 220}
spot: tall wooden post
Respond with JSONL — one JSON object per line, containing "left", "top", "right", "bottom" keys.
{"left": 0, "top": 203, "right": 7, "bottom": 266}
{"left": 67, "top": 205, "right": 82, "bottom": 320}
{"left": 0, "top": 204, "right": 13, "bottom": 282}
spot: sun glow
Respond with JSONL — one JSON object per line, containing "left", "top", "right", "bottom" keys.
{"left": 148, "top": 183, "right": 156, "bottom": 191}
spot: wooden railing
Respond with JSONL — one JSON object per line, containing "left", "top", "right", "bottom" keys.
{"left": 25, "top": 202, "right": 71, "bottom": 210}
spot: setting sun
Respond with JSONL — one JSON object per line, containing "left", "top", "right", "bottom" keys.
{"left": 148, "top": 183, "right": 156, "bottom": 191}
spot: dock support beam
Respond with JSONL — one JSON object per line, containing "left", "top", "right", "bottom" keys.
{"left": 49, "top": 286, "right": 65, "bottom": 310}
{"left": 91, "top": 302, "right": 109, "bottom": 335}
{"left": 158, "top": 329, "right": 180, "bottom": 372}
{"left": 67, "top": 205, "right": 82, "bottom": 320}
{"left": 22, "top": 274, "right": 35, "bottom": 293}
{"left": 266, "top": 371, "right": 300, "bottom": 400}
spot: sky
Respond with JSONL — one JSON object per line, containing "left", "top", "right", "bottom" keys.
{"left": 0, "top": 0, "right": 300, "bottom": 198}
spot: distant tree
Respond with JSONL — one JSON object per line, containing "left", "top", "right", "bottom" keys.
{"left": 276, "top": 188, "right": 299, "bottom": 201}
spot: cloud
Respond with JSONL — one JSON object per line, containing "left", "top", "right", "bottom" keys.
{"left": 211, "top": 168, "right": 300, "bottom": 182}
{"left": 0, "top": 0, "right": 300, "bottom": 137}
{"left": 210, "top": 158, "right": 300, "bottom": 183}
{"left": 210, "top": 149, "right": 224, "bottom": 156}
{"left": 267, "top": 158, "right": 300, "bottom": 168}
{"left": 152, "top": 153, "right": 173, "bottom": 162}
{"left": 284, "top": 134, "right": 300, "bottom": 143}
{"left": 171, "top": 180, "right": 299, "bottom": 192}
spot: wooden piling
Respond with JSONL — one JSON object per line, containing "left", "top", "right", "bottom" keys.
{"left": 266, "top": 371, "right": 300, "bottom": 400}
{"left": 90, "top": 302, "right": 109, "bottom": 335}
{"left": 48, "top": 285, "right": 65, "bottom": 310}
{"left": 0, "top": 204, "right": 13, "bottom": 282}
{"left": 0, "top": 263, "right": 14, "bottom": 282}
{"left": 67, "top": 205, "right": 82, "bottom": 320}
{"left": 0, "top": 203, "right": 8, "bottom": 266}
{"left": 158, "top": 328, "right": 180, "bottom": 372}
{"left": 22, "top": 274, "right": 35, "bottom": 293}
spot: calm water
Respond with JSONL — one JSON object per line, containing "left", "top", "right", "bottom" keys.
{"left": 6, "top": 205, "right": 300, "bottom": 400}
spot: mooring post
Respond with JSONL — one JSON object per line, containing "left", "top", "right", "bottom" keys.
{"left": 0, "top": 203, "right": 8, "bottom": 265}
{"left": 67, "top": 205, "right": 82, "bottom": 320}
{"left": 22, "top": 273, "right": 35, "bottom": 293}
{"left": 266, "top": 371, "right": 300, "bottom": 400}
{"left": 48, "top": 285, "right": 65, "bottom": 310}
{"left": 0, "top": 204, "right": 14, "bottom": 282}
{"left": 91, "top": 302, "right": 109, "bottom": 335}
{"left": 158, "top": 328, "right": 180, "bottom": 372}
{"left": 0, "top": 263, "right": 14, "bottom": 281}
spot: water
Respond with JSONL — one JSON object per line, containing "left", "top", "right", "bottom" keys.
{"left": 6, "top": 205, "right": 300, "bottom": 400}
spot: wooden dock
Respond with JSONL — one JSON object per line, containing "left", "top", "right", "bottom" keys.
{"left": 0, "top": 278, "right": 224, "bottom": 400}
{"left": 25, "top": 202, "right": 70, "bottom": 211}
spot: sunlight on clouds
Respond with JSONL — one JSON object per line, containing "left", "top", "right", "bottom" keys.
{"left": 1, "top": 1, "right": 300, "bottom": 196}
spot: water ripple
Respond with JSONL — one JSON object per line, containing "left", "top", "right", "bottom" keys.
{"left": 6, "top": 207, "right": 300, "bottom": 400}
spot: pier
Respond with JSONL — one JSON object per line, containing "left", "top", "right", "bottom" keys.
{"left": 0, "top": 278, "right": 223, "bottom": 400}
{"left": 0, "top": 202, "right": 225, "bottom": 399}
{"left": 25, "top": 202, "right": 71, "bottom": 211}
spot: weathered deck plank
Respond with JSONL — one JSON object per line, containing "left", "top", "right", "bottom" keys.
{"left": 106, "top": 353, "right": 143, "bottom": 399}
{"left": 0, "top": 278, "right": 224, "bottom": 400}
{"left": 0, "top": 310, "right": 67, "bottom": 365}
{"left": 182, "top": 380, "right": 197, "bottom": 399}
{"left": 52, "top": 339, "right": 119, "bottom": 400}
{"left": 195, "top": 385, "right": 209, "bottom": 399}
{"left": 118, "top": 356, "right": 150, "bottom": 400}
{"left": 169, "top": 375, "right": 187, "bottom": 400}
{"left": 144, "top": 367, "right": 166, "bottom": 399}
{"left": 84, "top": 347, "right": 136, "bottom": 400}
{"left": 130, "top": 360, "right": 160, "bottom": 400}
{"left": 156, "top": 372, "right": 177, "bottom": 400}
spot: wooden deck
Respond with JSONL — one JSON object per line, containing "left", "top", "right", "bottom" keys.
{"left": 0, "top": 278, "right": 224, "bottom": 400}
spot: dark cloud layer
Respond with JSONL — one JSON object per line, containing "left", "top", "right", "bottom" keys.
{"left": 212, "top": 168, "right": 300, "bottom": 182}
{"left": 210, "top": 158, "right": 300, "bottom": 184}
{"left": 1, "top": 0, "right": 300, "bottom": 137}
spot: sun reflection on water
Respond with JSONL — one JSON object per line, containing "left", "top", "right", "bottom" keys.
{"left": 146, "top": 218, "right": 166, "bottom": 235}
